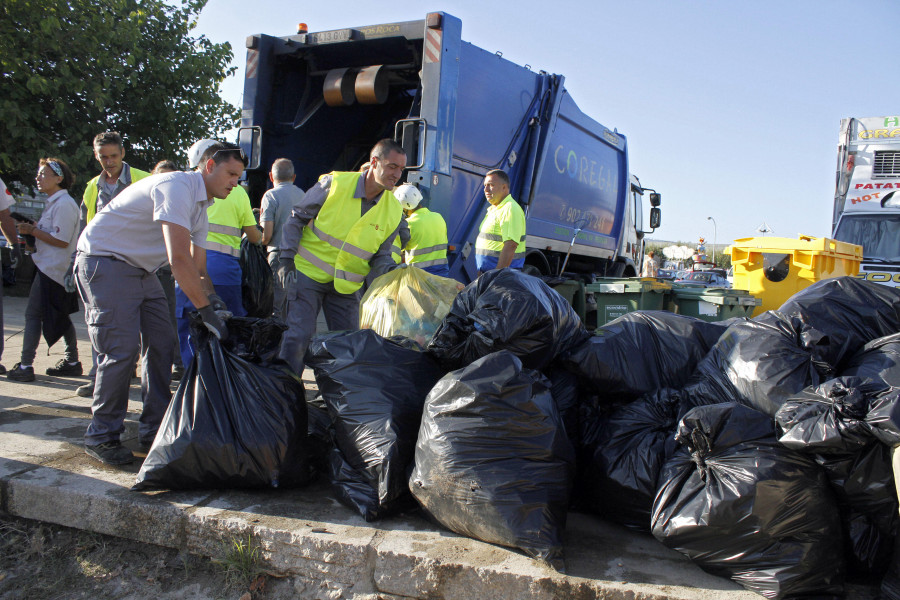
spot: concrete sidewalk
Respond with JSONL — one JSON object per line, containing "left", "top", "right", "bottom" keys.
{"left": 0, "top": 292, "right": 868, "bottom": 599}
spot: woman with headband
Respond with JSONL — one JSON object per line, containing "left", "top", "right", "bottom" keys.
{"left": 8, "top": 158, "right": 82, "bottom": 382}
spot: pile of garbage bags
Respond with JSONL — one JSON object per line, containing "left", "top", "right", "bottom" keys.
{"left": 132, "top": 271, "right": 900, "bottom": 597}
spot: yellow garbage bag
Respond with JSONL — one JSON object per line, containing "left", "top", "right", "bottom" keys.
{"left": 360, "top": 265, "right": 460, "bottom": 345}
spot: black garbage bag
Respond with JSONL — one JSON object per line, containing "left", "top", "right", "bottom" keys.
{"left": 221, "top": 316, "right": 287, "bottom": 364}
{"left": 776, "top": 276, "right": 900, "bottom": 370}
{"left": 776, "top": 378, "right": 899, "bottom": 577}
{"left": 578, "top": 389, "right": 681, "bottom": 530}
{"left": 652, "top": 403, "right": 845, "bottom": 599}
{"left": 558, "top": 311, "right": 727, "bottom": 403}
{"left": 544, "top": 365, "right": 582, "bottom": 446}
{"left": 240, "top": 237, "right": 275, "bottom": 318}
{"left": 842, "top": 333, "right": 900, "bottom": 446}
{"left": 305, "top": 396, "right": 333, "bottom": 480}
{"left": 134, "top": 316, "right": 309, "bottom": 491}
{"left": 305, "top": 329, "right": 444, "bottom": 521}
{"left": 409, "top": 351, "right": 575, "bottom": 570}
{"left": 427, "top": 268, "right": 589, "bottom": 371}
{"left": 682, "top": 311, "right": 829, "bottom": 416}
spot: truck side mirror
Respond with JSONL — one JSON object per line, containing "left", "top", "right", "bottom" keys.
{"left": 649, "top": 192, "right": 661, "bottom": 207}
{"left": 649, "top": 207, "right": 661, "bottom": 229}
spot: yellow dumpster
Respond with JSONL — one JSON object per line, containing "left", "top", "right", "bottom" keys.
{"left": 725, "top": 235, "right": 862, "bottom": 317}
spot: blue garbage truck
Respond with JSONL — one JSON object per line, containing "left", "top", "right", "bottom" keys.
{"left": 238, "top": 12, "right": 661, "bottom": 284}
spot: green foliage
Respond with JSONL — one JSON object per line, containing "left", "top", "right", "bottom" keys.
{"left": 0, "top": 0, "right": 238, "bottom": 197}
{"left": 213, "top": 533, "right": 263, "bottom": 589}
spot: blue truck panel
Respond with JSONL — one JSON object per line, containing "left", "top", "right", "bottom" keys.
{"left": 239, "top": 12, "right": 657, "bottom": 283}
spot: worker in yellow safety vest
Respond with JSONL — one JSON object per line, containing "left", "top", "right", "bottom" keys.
{"left": 395, "top": 184, "right": 450, "bottom": 277}
{"left": 173, "top": 139, "right": 262, "bottom": 368}
{"left": 475, "top": 169, "right": 526, "bottom": 275}
{"left": 76, "top": 131, "right": 152, "bottom": 399}
{"left": 276, "top": 138, "right": 406, "bottom": 374}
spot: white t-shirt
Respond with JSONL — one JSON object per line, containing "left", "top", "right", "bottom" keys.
{"left": 32, "top": 189, "right": 80, "bottom": 286}
{"left": 77, "top": 171, "right": 212, "bottom": 273}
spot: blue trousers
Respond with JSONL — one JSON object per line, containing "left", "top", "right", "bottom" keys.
{"left": 175, "top": 284, "right": 245, "bottom": 368}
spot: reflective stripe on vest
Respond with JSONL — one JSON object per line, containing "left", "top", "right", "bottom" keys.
{"left": 206, "top": 240, "right": 241, "bottom": 257}
{"left": 410, "top": 257, "right": 448, "bottom": 268}
{"left": 405, "top": 207, "right": 448, "bottom": 267}
{"left": 294, "top": 171, "right": 402, "bottom": 293}
{"left": 310, "top": 220, "right": 374, "bottom": 261}
{"left": 391, "top": 237, "right": 402, "bottom": 264}
{"left": 208, "top": 223, "right": 241, "bottom": 236}
{"left": 475, "top": 195, "right": 526, "bottom": 258}
{"left": 206, "top": 186, "right": 252, "bottom": 253}
{"left": 407, "top": 242, "right": 448, "bottom": 256}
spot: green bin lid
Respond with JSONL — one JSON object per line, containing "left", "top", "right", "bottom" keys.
{"left": 671, "top": 287, "right": 761, "bottom": 306}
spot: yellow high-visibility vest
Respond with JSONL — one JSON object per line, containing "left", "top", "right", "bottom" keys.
{"left": 295, "top": 171, "right": 402, "bottom": 294}
{"left": 83, "top": 165, "right": 150, "bottom": 223}
{"left": 475, "top": 194, "right": 526, "bottom": 264}
{"left": 206, "top": 185, "right": 255, "bottom": 257}
{"left": 405, "top": 207, "right": 448, "bottom": 268}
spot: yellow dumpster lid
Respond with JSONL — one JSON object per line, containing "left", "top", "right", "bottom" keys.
{"left": 724, "top": 235, "right": 862, "bottom": 259}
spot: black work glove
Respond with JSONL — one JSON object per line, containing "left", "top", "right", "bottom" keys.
{"left": 207, "top": 293, "right": 227, "bottom": 312}
{"left": 198, "top": 305, "right": 229, "bottom": 341}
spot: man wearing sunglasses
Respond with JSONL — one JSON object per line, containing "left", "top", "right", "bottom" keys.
{"left": 74, "top": 141, "right": 246, "bottom": 466}
{"left": 277, "top": 138, "right": 406, "bottom": 375}
{"left": 170, "top": 139, "right": 262, "bottom": 369}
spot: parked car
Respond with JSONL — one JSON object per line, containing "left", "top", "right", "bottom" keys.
{"left": 656, "top": 269, "right": 677, "bottom": 280}
{"left": 674, "top": 270, "right": 732, "bottom": 288}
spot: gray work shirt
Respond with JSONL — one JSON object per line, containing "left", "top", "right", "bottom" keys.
{"left": 279, "top": 171, "right": 401, "bottom": 279}
{"left": 77, "top": 171, "right": 212, "bottom": 273}
{"left": 260, "top": 181, "right": 305, "bottom": 252}
{"left": 80, "top": 163, "right": 136, "bottom": 227}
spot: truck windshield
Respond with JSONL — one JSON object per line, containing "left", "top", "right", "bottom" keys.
{"left": 833, "top": 214, "right": 900, "bottom": 261}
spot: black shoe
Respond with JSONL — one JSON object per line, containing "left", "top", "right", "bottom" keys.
{"left": 172, "top": 365, "right": 185, "bottom": 381}
{"left": 76, "top": 381, "right": 94, "bottom": 398}
{"left": 139, "top": 438, "right": 155, "bottom": 453}
{"left": 0, "top": 364, "right": 6, "bottom": 375}
{"left": 46, "top": 359, "right": 83, "bottom": 377}
{"left": 85, "top": 441, "right": 134, "bottom": 466}
{"left": 7, "top": 363, "right": 35, "bottom": 382}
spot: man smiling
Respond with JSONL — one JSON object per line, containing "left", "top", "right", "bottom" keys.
{"left": 276, "top": 138, "right": 406, "bottom": 374}
{"left": 74, "top": 141, "right": 246, "bottom": 466}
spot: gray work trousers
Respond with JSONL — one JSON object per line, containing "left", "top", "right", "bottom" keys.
{"left": 267, "top": 251, "right": 286, "bottom": 320}
{"left": 86, "top": 265, "right": 181, "bottom": 375}
{"left": 278, "top": 270, "right": 359, "bottom": 374}
{"left": 75, "top": 255, "right": 173, "bottom": 445}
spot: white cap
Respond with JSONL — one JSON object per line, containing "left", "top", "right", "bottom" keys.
{"left": 395, "top": 184, "right": 422, "bottom": 210}
{"left": 187, "top": 139, "right": 218, "bottom": 169}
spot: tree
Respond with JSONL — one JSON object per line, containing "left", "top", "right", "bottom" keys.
{"left": 0, "top": 0, "right": 238, "bottom": 197}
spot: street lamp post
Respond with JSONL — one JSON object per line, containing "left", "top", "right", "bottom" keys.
{"left": 707, "top": 216, "right": 717, "bottom": 266}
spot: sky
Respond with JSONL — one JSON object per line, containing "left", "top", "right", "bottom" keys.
{"left": 193, "top": 0, "right": 900, "bottom": 246}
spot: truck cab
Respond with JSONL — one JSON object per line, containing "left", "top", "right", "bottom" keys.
{"left": 833, "top": 116, "right": 900, "bottom": 287}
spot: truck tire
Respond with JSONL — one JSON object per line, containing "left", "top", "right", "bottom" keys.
{"left": 524, "top": 250, "right": 551, "bottom": 276}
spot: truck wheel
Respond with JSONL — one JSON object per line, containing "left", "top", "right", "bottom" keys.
{"left": 523, "top": 251, "right": 551, "bottom": 276}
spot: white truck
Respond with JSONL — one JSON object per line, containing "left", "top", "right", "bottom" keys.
{"left": 833, "top": 116, "right": 900, "bottom": 288}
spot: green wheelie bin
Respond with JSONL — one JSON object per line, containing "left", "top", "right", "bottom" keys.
{"left": 585, "top": 277, "right": 671, "bottom": 327}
